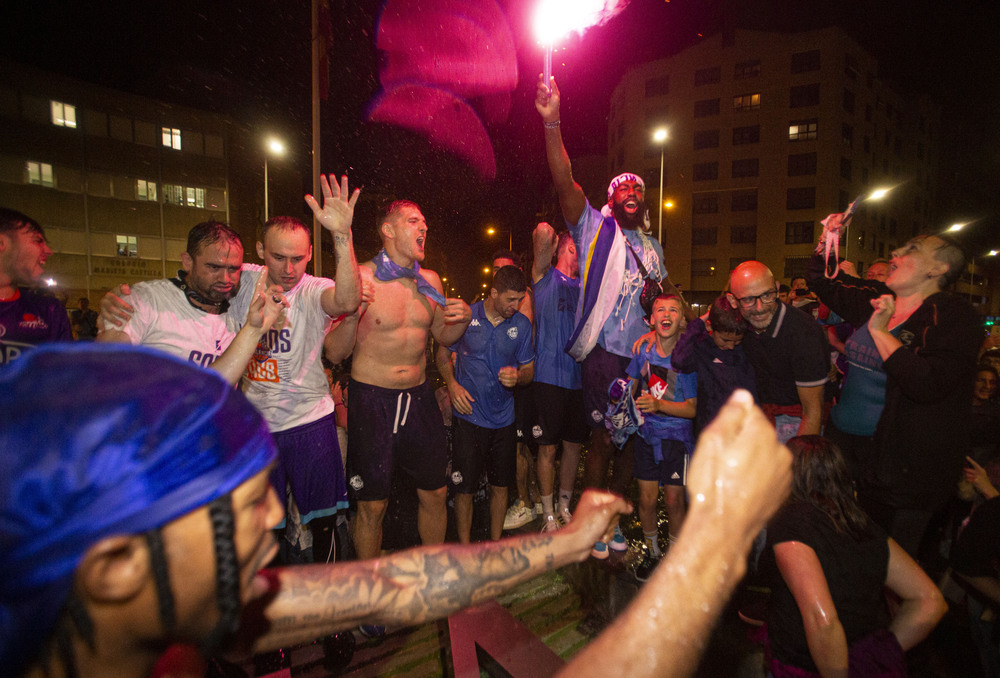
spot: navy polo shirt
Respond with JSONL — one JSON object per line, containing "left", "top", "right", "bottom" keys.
{"left": 740, "top": 302, "right": 829, "bottom": 407}
{"left": 450, "top": 301, "right": 534, "bottom": 429}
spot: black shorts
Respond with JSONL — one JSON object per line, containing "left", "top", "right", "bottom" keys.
{"left": 582, "top": 344, "right": 632, "bottom": 430}
{"left": 531, "top": 382, "right": 589, "bottom": 446}
{"left": 450, "top": 417, "right": 517, "bottom": 493}
{"left": 514, "top": 383, "right": 536, "bottom": 442}
{"left": 633, "top": 437, "right": 689, "bottom": 486}
{"left": 346, "top": 379, "right": 448, "bottom": 501}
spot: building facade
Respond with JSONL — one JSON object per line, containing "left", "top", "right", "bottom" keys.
{"left": 0, "top": 61, "right": 235, "bottom": 305}
{"left": 607, "top": 27, "right": 941, "bottom": 302}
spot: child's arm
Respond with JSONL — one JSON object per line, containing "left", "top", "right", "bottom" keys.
{"left": 636, "top": 395, "right": 697, "bottom": 419}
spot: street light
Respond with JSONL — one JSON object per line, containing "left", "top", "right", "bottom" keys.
{"left": 264, "top": 137, "right": 286, "bottom": 220}
{"left": 651, "top": 127, "right": 668, "bottom": 245}
{"left": 844, "top": 186, "right": 892, "bottom": 261}
{"left": 486, "top": 225, "right": 512, "bottom": 250}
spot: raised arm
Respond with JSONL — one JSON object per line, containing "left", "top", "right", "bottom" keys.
{"left": 535, "top": 76, "right": 586, "bottom": 225}
{"left": 305, "top": 174, "right": 361, "bottom": 318}
{"left": 532, "top": 222, "right": 556, "bottom": 284}
{"left": 243, "top": 489, "right": 630, "bottom": 653}
{"left": 558, "top": 390, "right": 792, "bottom": 678}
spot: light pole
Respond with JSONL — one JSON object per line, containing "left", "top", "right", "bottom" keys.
{"left": 264, "top": 137, "right": 286, "bottom": 221}
{"left": 486, "top": 225, "right": 511, "bottom": 250}
{"left": 652, "top": 127, "right": 668, "bottom": 245}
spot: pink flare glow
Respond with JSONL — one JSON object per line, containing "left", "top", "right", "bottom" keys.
{"left": 533, "top": 0, "right": 631, "bottom": 45}
{"left": 377, "top": 0, "right": 517, "bottom": 99}
{"left": 368, "top": 85, "right": 497, "bottom": 180}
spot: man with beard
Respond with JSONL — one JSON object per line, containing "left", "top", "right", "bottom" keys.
{"left": 0, "top": 208, "right": 71, "bottom": 364}
{"left": 536, "top": 77, "right": 678, "bottom": 555}
{"left": 437, "top": 265, "right": 535, "bottom": 543}
{"left": 96, "top": 220, "right": 288, "bottom": 385}
{"left": 323, "top": 200, "right": 471, "bottom": 600}
{"left": 2, "top": 344, "right": 793, "bottom": 678}
{"left": 727, "top": 260, "right": 829, "bottom": 442}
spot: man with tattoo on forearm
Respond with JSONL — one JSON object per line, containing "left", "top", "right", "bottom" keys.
{"left": 2, "top": 344, "right": 789, "bottom": 678}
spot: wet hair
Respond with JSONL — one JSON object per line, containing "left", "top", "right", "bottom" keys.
{"left": 707, "top": 295, "right": 747, "bottom": 335}
{"left": 377, "top": 200, "right": 421, "bottom": 236}
{"left": 926, "top": 232, "right": 968, "bottom": 290}
{"left": 491, "top": 249, "right": 516, "bottom": 266}
{"left": 492, "top": 264, "right": 526, "bottom": 294}
{"left": 556, "top": 231, "right": 574, "bottom": 257}
{"left": 186, "top": 220, "right": 242, "bottom": 257}
{"left": 786, "top": 436, "right": 872, "bottom": 539}
{"left": 0, "top": 207, "right": 45, "bottom": 239}
{"left": 261, "top": 215, "right": 310, "bottom": 242}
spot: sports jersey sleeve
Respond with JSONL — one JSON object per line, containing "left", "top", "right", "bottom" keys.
{"left": 625, "top": 352, "right": 645, "bottom": 381}
{"left": 515, "top": 316, "right": 535, "bottom": 365}
{"left": 792, "top": 314, "right": 830, "bottom": 388}
{"left": 120, "top": 284, "right": 155, "bottom": 345}
{"left": 676, "top": 370, "right": 698, "bottom": 401}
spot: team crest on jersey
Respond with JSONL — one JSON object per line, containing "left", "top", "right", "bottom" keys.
{"left": 349, "top": 475, "right": 364, "bottom": 490}
{"left": 532, "top": 425, "right": 542, "bottom": 438}
{"left": 451, "top": 471, "right": 464, "bottom": 485}
{"left": 591, "top": 409, "right": 603, "bottom": 422}
{"left": 507, "top": 326, "right": 518, "bottom": 340}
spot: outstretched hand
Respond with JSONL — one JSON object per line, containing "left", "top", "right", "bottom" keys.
{"left": 563, "top": 489, "right": 632, "bottom": 558}
{"left": 535, "top": 74, "right": 560, "bottom": 122}
{"left": 305, "top": 174, "right": 360, "bottom": 236}
{"left": 98, "top": 283, "right": 133, "bottom": 330}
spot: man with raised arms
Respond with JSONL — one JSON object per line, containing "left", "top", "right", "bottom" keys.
{"left": 326, "top": 200, "right": 471, "bottom": 570}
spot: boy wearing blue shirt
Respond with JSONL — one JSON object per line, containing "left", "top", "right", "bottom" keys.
{"left": 437, "top": 266, "right": 535, "bottom": 543}
{"left": 627, "top": 294, "right": 697, "bottom": 580}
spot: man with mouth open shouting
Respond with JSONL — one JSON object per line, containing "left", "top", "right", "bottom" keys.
{"left": 2, "top": 343, "right": 792, "bottom": 678}
{"left": 323, "top": 199, "right": 472, "bottom": 593}
{"left": 536, "top": 76, "right": 683, "bottom": 555}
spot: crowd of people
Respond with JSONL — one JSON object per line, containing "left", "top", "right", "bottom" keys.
{"left": 0, "top": 73, "right": 996, "bottom": 678}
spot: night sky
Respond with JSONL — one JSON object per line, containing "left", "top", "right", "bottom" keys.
{"left": 2, "top": 0, "right": 997, "bottom": 297}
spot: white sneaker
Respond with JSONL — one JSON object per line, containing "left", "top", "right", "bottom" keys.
{"left": 540, "top": 514, "right": 560, "bottom": 533}
{"left": 503, "top": 500, "right": 534, "bottom": 530}
{"left": 558, "top": 506, "right": 572, "bottom": 526}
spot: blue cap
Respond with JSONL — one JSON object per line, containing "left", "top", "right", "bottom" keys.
{"left": 0, "top": 344, "right": 277, "bottom": 675}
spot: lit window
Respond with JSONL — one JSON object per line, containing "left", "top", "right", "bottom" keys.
{"left": 136, "top": 179, "right": 157, "bottom": 202}
{"left": 50, "top": 101, "right": 77, "bottom": 128}
{"left": 733, "top": 93, "right": 760, "bottom": 112}
{"left": 186, "top": 187, "right": 205, "bottom": 208}
{"left": 116, "top": 234, "right": 138, "bottom": 258}
{"left": 788, "top": 119, "right": 818, "bottom": 141}
{"left": 162, "top": 127, "right": 182, "bottom": 150}
{"left": 26, "top": 161, "right": 54, "bottom": 187}
{"left": 163, "top": 184, "right": 184, "bottom": 205}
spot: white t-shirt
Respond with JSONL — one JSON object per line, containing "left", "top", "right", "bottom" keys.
{"left": 229, "top": 264, "right": 337, "bottom": 432}
{"left": 117, "top": 279, "right": 235, "bottom": 368}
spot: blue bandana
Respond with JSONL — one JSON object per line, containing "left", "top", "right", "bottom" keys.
{"left": 373, "top": 249, "right": 446, "bottom": 306}
{"left": 605, "top": 378, "right": 644, "bottom": 450}
{"left": 0, "top": 344, "right": 277, "bottom": 675}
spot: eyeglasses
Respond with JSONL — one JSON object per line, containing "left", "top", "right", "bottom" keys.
{"left": 730, "top": 289, "right": 778, "bottom": 308}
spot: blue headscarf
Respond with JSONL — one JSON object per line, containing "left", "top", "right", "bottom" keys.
{"left": 0, "top": 344, "right": 277, "bottom": 675}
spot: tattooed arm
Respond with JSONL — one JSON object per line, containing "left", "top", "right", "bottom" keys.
{"left": 239, "top": 489, "right": 630, "bottom": 653}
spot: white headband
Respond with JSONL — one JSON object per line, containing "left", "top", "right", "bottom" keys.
{"left": 607, "top": 173, "right": 645, "bottom": 200}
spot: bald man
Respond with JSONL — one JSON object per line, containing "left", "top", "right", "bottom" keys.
{"left": 727, "top": 261, "right": 829, "bottom": 442}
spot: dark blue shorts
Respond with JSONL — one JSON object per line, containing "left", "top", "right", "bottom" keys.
{"left": 531, "top": 382, "right": 589, "bottom": 445}
{"left": 270, "top": 412, "right": 348, "bottom": 523}
{"left": 582, "top": 344, "right": 631, "bottom": 429}
{"left": 450, "top": 417, "right": 517, "bottom": 492}
{"left": 346, "top": 379, "right": 448, "bottom": 501}
{"left": 633, "top": 437, "right": 689, "bottom": 487}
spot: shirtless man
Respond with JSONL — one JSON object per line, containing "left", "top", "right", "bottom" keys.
{"left": 326, "top": 200, "right": 471, "bottom": 571}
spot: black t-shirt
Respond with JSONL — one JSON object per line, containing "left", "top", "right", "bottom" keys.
{"left": 741, "top": 303, "right": 829, "bottom": 407}
{"left": 763, "top": 501, "right": 889, "bottom": 672}
{"left": 951, "top": 496, "right": 1000, "bottom": 579}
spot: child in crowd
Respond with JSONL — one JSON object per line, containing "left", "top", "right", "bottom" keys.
{"left": 670, "top": 294, "right": 758, "bottom": 434}
{"left": 627, "top": 294, "right": 697, "bottom": 581}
